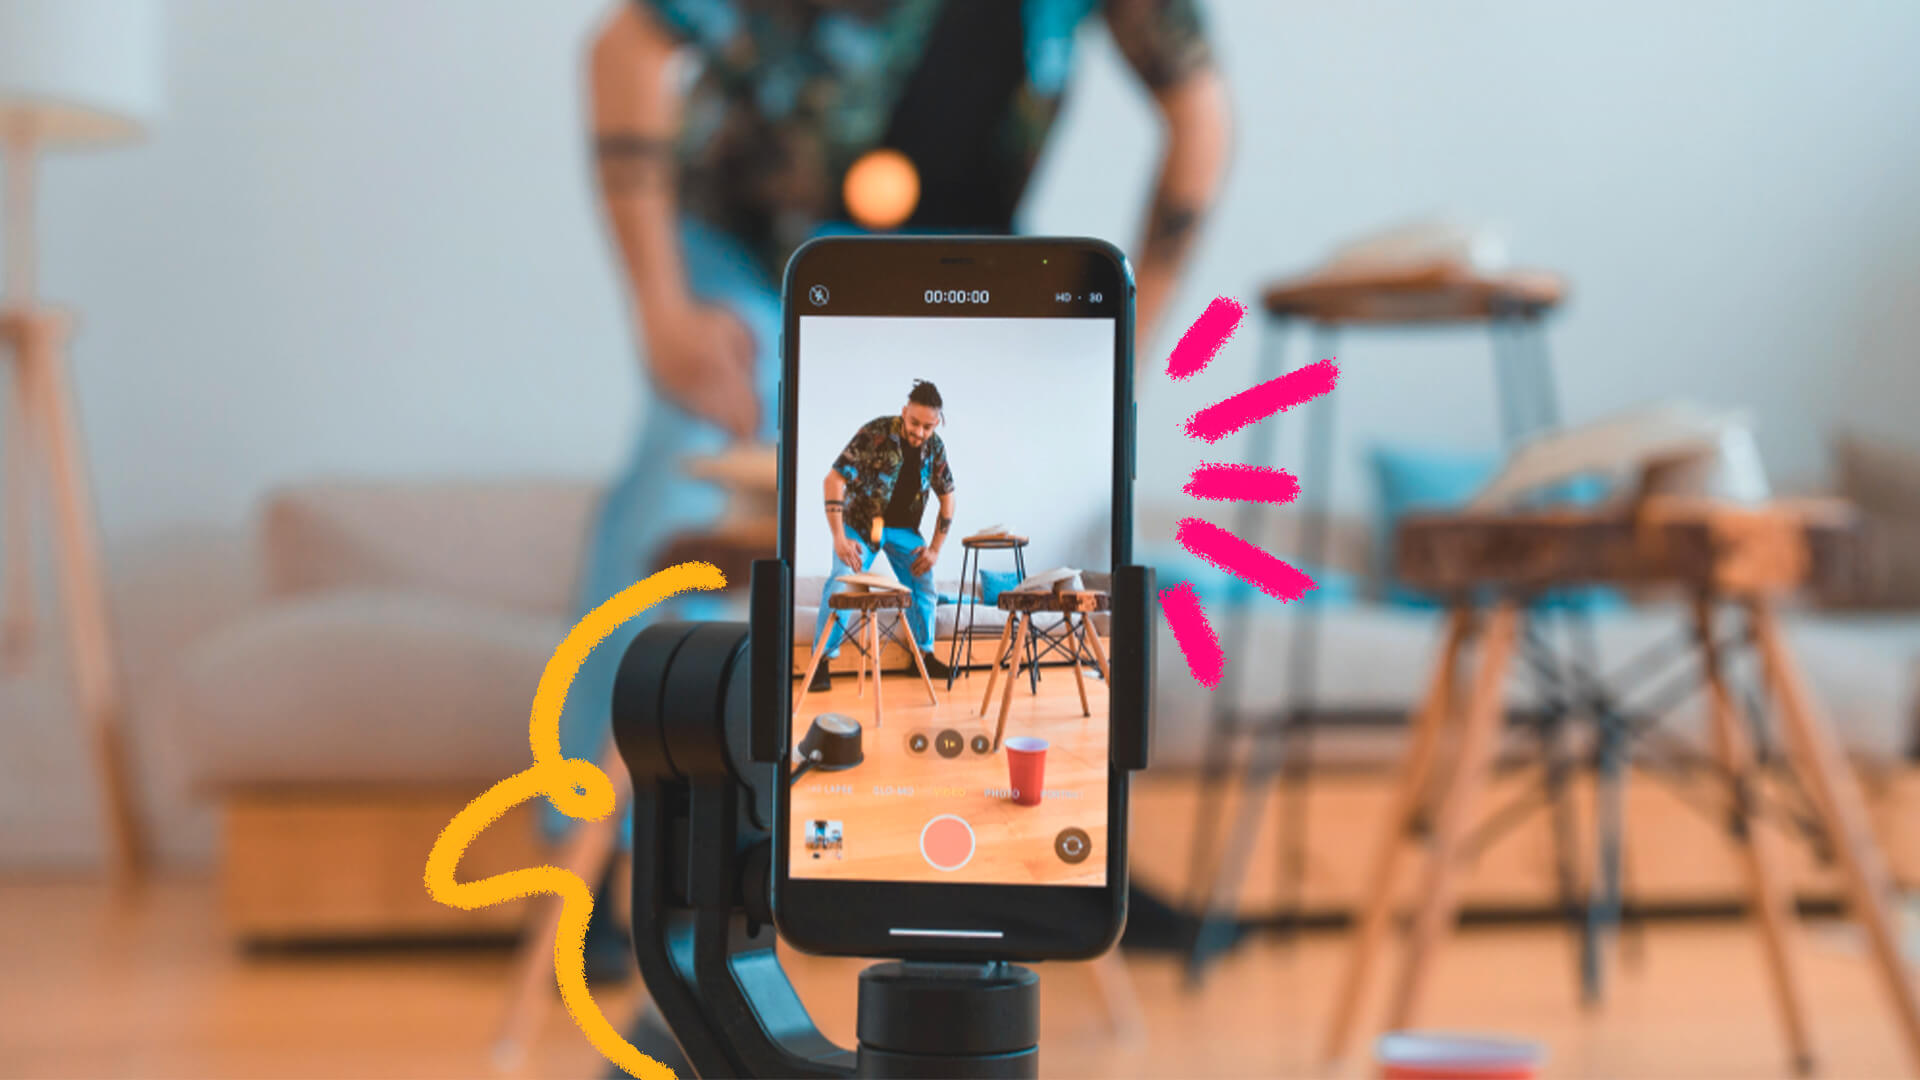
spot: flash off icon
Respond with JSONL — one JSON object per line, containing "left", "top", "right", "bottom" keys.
{"left": 809, "top": 284, "right": 830, "bottom": 306}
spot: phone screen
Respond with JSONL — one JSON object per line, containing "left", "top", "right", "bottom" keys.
{"left": 784, "top": 243, "right": 1124, "bottom": 893}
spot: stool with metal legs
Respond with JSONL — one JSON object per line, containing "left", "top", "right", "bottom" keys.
{"left": 1183, "top": 264, "right": 1579, "bottom": 985}
{"left": 946, "top": 533, "right": 1033, "bottom": 691}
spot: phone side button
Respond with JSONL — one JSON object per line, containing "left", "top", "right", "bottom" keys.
{"left": 1129, "top": 401, "right": 1137, "bottom": 480}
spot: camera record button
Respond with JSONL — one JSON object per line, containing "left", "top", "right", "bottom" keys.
{"left": 1054, "top": 827, "right": 1092, "bottom": 865}
{"left": 921, "top": 814, "right": 976, "bottom": 872}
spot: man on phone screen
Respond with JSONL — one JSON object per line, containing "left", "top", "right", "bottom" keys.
{"left": 814, "top": 379, "right": 956, "bottom": 693}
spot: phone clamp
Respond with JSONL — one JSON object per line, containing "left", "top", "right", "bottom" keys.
{"left": 609, "top": 559, "right": 1152, "bottom": 1077}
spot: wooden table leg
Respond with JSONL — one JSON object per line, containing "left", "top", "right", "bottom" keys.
{"left": 869, "top": 612, "right": 883, "bottom": 729}
{"left": 1384, "top": 603, "right": 1519, "bottom": 1031}
{"left": 792, "top": 618, "right": 835, "bottom": 722}
{"left": 1084, "top": 612, "right": 1110, "bottom": 683}
{"left": 855, "top": 614, "right": 868, "bottom": 700}
{"left": 1067, "top": 615, "right": 1090, "bottom": 718}
{"left": 1321, "top": 606, "right": 1473, "bottom": 1065}
{"left": 994, "top": 614, "right": 1033, "bottom": 752}
{"left": 899, "top": 611, "right": 940, "bottom": 706}
{"left": 1750, "top": 598, "right": 1920, "bottom": 1070}
{"left": 2, "top": 358, "right": 32, "bottom": 664}
{"left": 1695, "top": 597, "right": 1815, "bottom": 1074}
{"left": 1086, "top": 950, "right": 1146, "bottom": 1043}
{"left": 980, "top": 617, "right": 1014, "bottom": 716}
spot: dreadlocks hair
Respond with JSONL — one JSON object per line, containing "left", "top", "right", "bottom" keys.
{"left": 908, "top": 379, "right": 944, "bottom": 412}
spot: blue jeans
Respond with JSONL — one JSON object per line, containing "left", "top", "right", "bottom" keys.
{"left": 814, "top": 526, "right": 939, "bottom": 657}
{"left": 545, "top": 216, "right": 783, "bottom": 844}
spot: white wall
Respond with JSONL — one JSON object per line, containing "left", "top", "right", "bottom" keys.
{"left": 1028, "top": 1, "right": 1920, "bottom": 512}
{"left": 793, "top": 316, "right": 1115, "bottom": 579}
{"left": 19, "top": 0, "right": 1920, "bottom": 551}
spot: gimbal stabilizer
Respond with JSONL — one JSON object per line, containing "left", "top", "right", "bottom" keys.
{"left": 611, "top": 559, "right": 1154, "bottom": 1078}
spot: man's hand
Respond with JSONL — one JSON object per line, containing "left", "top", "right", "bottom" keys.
{"left": 834, "top": 534, "right": 866, "bottom": 573}
{"left": 910, "top": 545, "right": 940, "bottom": 578}
{"left": 641, "top": 301, "right": 759, "bottom": 441}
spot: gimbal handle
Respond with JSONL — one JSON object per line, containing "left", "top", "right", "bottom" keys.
{"left": 612, "top": 560, "right": 1155, "bottom": 1077}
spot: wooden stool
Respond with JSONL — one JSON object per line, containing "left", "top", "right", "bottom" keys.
{"left": 793, "top": 586, "right": 939, "bottom": 730}
{"left": 1187, "top": 261, "right": 1571, "bottom": 980}
{"left": 1319, "top": 497, "right": 1920, "bottom": 1076}
{"left": 977, "top": 586, "right": 1110, "bottom": 751}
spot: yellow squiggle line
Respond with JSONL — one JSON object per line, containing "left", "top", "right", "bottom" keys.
{"left": 425, "top": 561, "right": 727, "bottom": 1079}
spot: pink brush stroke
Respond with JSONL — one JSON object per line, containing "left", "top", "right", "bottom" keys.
{"left": 1164, "top": 297, "right": 1246, "bottom": 381}
{"left": 1183, "top": 358, "right": 1339, "bottom": 444}
{"left": 1158, "top": 580, "right": 1224, "bottom": 688}
{"left": 1176, "top": 517, "right": 1318, "bottom": 602}
{"left": 1183, "top": 463, "right": 1301, "bottom": 505}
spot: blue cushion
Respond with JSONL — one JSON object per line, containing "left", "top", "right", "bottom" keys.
{"left": 978, "top": 569, "right": 1021, "bottom": 604}
{"left": 1369, "top": 444, "right": 1620, "bottom": 612}
{"left": 1138, "top": 545, "right": 1355, "bottom": 612}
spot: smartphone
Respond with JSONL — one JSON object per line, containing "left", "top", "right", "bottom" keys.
{"left": 771, "top": 236, "right": 1134, "bottom": 960}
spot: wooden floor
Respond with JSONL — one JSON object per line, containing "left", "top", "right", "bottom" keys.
{"left": 4, "top": 875, "right": 1916, "bottom": 1077}
{"left": 790, "top": 660, "right": 1108, "bottom": 886}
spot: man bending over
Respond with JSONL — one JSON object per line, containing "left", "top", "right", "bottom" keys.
{"left": 814, "top": 379, "right": 956, "bottom": 692}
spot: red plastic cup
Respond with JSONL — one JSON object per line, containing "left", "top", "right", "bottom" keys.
{"left": 1376, "top": 1032, "right": 1542, "bottom": 1080}
{"left": 1004, "top": 737, "right": 1048, "bottom": 807}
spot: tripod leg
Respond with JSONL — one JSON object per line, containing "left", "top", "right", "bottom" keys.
{"left": 1695, "top": 597, "right": 1815, "bottom": 1074}
{"left": 1321, "top": 606, "right": 1472, "bottom": 1064}
{"left": 1385, "top": 604, "right": 1519, "bottom": 1032}
{"left": 1751, "top": 598, "right": 1920, "bottom": 1069}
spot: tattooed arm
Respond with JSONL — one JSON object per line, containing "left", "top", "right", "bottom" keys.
{"left": 1133, "top": 67, "right": 1232, "bottom": 349}
{"left": 589, "top": 4, "right": 759, "bottom": 440}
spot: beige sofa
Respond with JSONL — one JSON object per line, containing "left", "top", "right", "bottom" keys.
{"left": 167, "top": 482, "right": 591, "bottom": 940}
{"left": 156, "top": 481, "right": 1920, "bottom": 941}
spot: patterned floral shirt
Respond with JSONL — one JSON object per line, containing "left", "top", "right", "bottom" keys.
{"left": 833, "top": 415, "right": 955, "bottom": 547}
{"left": 635, "top": 0, "right": 1213, "bottom": 274}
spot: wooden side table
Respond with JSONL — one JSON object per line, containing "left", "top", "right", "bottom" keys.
{"left": 1320, "top": 497, "right": 1920, "bottom": 1075}
{"left": 793, "top": 586, "right": 939, "bottom": 731}
{"left": 977, "top": 586, "right": 1110, "bottom": 751}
